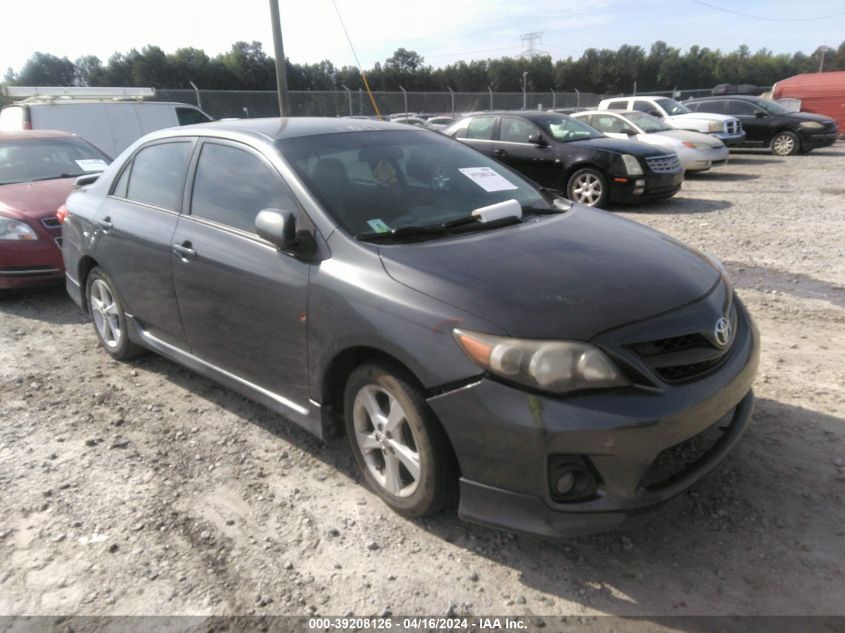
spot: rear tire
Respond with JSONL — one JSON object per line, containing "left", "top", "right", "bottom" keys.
{"left": 770, "top": 131, "right": 800, "bottom": 156}
{"left": 344, "top": 362, "right": 457, "bottom": 518}
{"left": 566, "top": 168, "right": 609, "bottom": 208}
{"left": 85, "top": 267, "right": 142, "bottom": 360}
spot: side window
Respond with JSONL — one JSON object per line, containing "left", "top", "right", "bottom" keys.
{"left": 606, "top": 100, "right": 628, "bottom": 110}
{"left": 191, "top": 142, "right": 298, "bottom": 234}
{"left": 589, "top": 115, "right": 625, "bottom": 133}
{"left": 499, "top": 117, "right": 538, "bottom": 143}
{"left": 633, "top": 100, "right": 656, "bottom": 113}
{"left": 177, "top": 107, "right": 212, "bottom": 126}
{"left": 112, "top": 160, "right": 132, "bottom": 198}
{"left": 126, "top": 142, "right": 192, "bottom": 210}
{"left": 727, "top": 100, "right": 757, "bottom": 115}
{"left": 695, "top": 100, "right": 726, "bottom": 114}
{"left": 448, "top": 118, "right": 470, "bottom": 138}
{"left": 465, "top": 117, "right": 496, "bottom": 140}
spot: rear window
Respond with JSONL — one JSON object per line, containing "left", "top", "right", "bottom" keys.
{"left": 124, "top": 141, "right": 192, "bottom": 211}
{"left": 606, "top": 100, "right": 628, "bottom": 110}
{"left": 0, "top": 136, "right": 110, "bottom": 185}
{"left": 177, "top": 107, "right": 212, "bottom": 126}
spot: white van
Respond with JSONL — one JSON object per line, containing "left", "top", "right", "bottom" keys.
{"left": 0, "top": 88, "right": 212, "bottom": 158}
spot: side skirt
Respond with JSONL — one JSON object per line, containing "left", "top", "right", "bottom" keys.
{"left": 125, "top": 315, "right": 327, "bottom": 439}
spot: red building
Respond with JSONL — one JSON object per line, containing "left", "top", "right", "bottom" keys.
{"left": 772, "top": 71, "right": 845, "bottom": 135}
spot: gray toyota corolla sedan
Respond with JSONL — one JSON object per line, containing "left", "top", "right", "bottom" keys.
{"left": 61, "top": 118, "right": 759, "bottom": 537}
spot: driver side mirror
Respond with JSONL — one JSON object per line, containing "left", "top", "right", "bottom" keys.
{"left": 527, "top": 133, "right": 548, "bottom": 147}
{"left": 646, "top": 110, "right": 662, "bottom": 118}
{"left": 620, "top": 127, "right": 638, "bottom": 136}
{"left": 256, "top": 209, "right": 297, "bottom": 250}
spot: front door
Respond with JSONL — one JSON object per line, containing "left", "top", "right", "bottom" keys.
{"left": 171, "top": 139, "right": 311, "bottom": 407}
{"left": 493, "top": 116, "right": 561, "bottom": 187}
{"left": 726, "top": 100, "right": 767, "bottom": 145}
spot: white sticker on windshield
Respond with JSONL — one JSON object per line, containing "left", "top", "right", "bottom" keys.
{"left": 459, "top": 167, "right": 518, "bottom": 192}
{"left": 74, "top": 159, "right": 108, "bottom": 172}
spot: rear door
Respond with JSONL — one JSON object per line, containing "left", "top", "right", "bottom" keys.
{"left": 94, "top": 138, "right": 194, "bottom": 344}
{"left": 170, "top": 138, "right": 311, "bottom": 406}
{"left": 454, "top": 115, "right": 498, "bottom": 158}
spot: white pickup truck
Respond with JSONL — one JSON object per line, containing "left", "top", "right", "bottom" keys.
{"left": 597, "top": 96, "right": 746, "bottom": 146}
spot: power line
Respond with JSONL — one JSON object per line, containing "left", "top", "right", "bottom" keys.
{"left": 689, "top": 0, "right": 845, "bottom": 22}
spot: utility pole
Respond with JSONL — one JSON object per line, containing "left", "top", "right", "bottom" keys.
{"left": 818, "top": 46, "right": 832, "bottom": 72}
{"left": 522, "top": 72, "right": 528, "bottom": 110}
{"left": 269, "top": 0, "right": 290, "bottom": 116}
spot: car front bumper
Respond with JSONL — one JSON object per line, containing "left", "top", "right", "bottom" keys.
{"left": 677, "top": 144, "right": 730, "bottom": 172}
{"left": 713, "top": 130, "right": 746, "bottom": 146}
{"left": 427, "top": 301, "right": 759, "bottom": 537}
{"left": 0, "top": 238, "right": 65, "bottom": 289}
{"left": 608, "top": 170, "right": 684, "bottom": 203}
{"left": 800, "top": 129, "right": 839, "bottom": 149}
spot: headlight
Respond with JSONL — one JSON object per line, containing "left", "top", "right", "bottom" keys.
{"left": 621, "top": 154, "right": 643, "bottom": 176}
{"left": 707, "top": 121, "right": 722, "bottom": 133}
{"left": 453, "top": 329, "right": 629, "bottom": 394}
{"left": 799, "top": 121, "right": 824, "bottom": 129}
{"left": 0, "top": 217, "right": 38, "bottom": 241}
{"left": 682, "top": 141, "right": 711, "bottom": 150}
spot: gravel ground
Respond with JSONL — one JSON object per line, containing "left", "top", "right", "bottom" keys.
{"left": 0, "top": 143, "right": 843, "bottom": 622}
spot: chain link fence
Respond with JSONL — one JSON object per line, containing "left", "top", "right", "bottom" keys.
{"left": 155, "top": 89, "right": 608, "bottom": 119}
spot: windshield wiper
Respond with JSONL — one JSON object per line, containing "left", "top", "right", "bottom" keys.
{"left": 26, "top": 173, "right": 85, "bottom": 183}
{"left": 356, "top": 214, "right": 519, "bottom": 243}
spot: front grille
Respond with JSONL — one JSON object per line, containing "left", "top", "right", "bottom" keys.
{"left": 640, "top": 408, "right": 735, "bottom": 490}
{"left": 628, "top": 305, "right": 737, "bottom": 384}
{"left": 41, "top": 217, "right": 61, "bottom": 230}
{"left": 724, "top": 120, "right": 742, "bottom": 134}
{"left": 631, "top": 333, "right": 710, "bottom": 357}
{"left": 645, "top": 154, "right": 681, "bottom": 173}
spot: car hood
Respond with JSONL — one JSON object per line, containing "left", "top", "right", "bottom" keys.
{"left": 790, "top": 111, "right": 837, "bottom": 125}
{"left": 659, "top": 129, "right": 725, "bottom": 148}
{"left": 0, "top": 178, "right": 75, "bottom": 219}
{"left": 669, "top": 112, "right": 735, "bottom": 123}
{"left": 569, "top": 136, "right": 667, "bottom": 157}
{"left": 378, "top": 206, "right": 721, "bottom": 340}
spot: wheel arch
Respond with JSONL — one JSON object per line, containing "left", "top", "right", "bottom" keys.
{"left": 76, "top": 255, "right": 99, "bottom": 313}
{"left": 319, "top": 346, "right": 461, "bottom": 473}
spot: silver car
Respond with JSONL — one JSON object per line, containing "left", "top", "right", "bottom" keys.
{"left": 573, "top": 110, "right": 730, "bottom": 173}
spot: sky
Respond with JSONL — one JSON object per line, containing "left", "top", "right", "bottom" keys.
{"left": 2, "top": 0, "right": 844, "bottom": 75}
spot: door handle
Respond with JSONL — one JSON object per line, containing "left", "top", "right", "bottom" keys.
{"left": 493, "top": 149, "right": 507, "bottom": 157}
{"left": 172, "top": 241, "right": 197, "bottom": 260}
{"left": 98, "top": 217, "right": 113, "bottom": 231}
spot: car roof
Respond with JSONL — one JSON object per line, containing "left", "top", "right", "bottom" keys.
{"left": 0, "top": 129, "right": 76, "bottom": 141}
{"left": 172, "top": 117, "right": 422, "bottom": 142}
{"left": 462, "top": 110, "right": 574, "bottom": 120}
{"left": 688, "top": 95, "right": 764, "bottom": 102}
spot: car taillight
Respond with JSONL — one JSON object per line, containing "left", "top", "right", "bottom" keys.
{"left": 56, "top": 204, "right": 69, "bottom": 224}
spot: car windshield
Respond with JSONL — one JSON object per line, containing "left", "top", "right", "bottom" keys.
{"left": 278, "top": 130, "right": 551, "bottom": 239}
{"left": 0, "top": 137, "right": 110, "bottom": 185}
{"left": 655, "top": 98, "right": 692, "bottom": 115}
{"left": 623, "top": 111, "right": 671, "bottom": 132}
{"left": 536, "top": 115, "right": 604, "bottom": 142}
{"left": 755, "top": 99, "right": 793, "bottom": 116}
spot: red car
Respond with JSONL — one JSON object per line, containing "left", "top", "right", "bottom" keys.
{"left": 0, "top": 130, "right": 109, "bottom": 289}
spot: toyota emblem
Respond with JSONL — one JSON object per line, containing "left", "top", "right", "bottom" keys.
{"left": 714, "top": 317, "right": 732, "bottom": 348}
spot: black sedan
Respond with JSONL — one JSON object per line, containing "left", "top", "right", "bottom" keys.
{"left": 685, "top": 96, "right": 839, "bottom": 156}
{"left": 444, "top": 111, "right": 684, "bottom": 207}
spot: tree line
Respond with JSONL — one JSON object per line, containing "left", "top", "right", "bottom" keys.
{"left": 4, "top": 40, "right": 845, "bottom": 94}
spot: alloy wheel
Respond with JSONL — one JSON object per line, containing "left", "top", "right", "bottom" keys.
{"left": 772, "top": 134, "right": 796, "bottom": 156}
{"left": 352, "top": 384, "right": 421, "bottom": 498}
{"left": 89, "top": 278, "right": 121, "bottom": 349}
{"left": 571, "top": 172, "right": 604, "bottom": 206}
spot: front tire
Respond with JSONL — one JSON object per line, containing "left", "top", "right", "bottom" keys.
{"left": 567, "top": 168, "right": 609, "bottom": 207}
{"left": 344, "top": 363, "right": 457, "bottom": 518}
{"left": 770, "top": 131, "right": 800, "bottom": 156}
{"left": 85, "top": 267, "right": 142, "bottom": 360}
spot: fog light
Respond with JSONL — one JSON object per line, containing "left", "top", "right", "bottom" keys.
{"left": 548, "top": 455, "right": 599, "bottom": 502}
{"left": 635, "top": 179, "right": 645, "bottom": 186}
{"left": 554, "top": 471, "right": 576, "bottom": 495}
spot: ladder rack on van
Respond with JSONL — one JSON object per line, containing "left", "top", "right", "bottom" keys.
{"left": 0, "top": 86, "right": 155, "bottom": 102}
